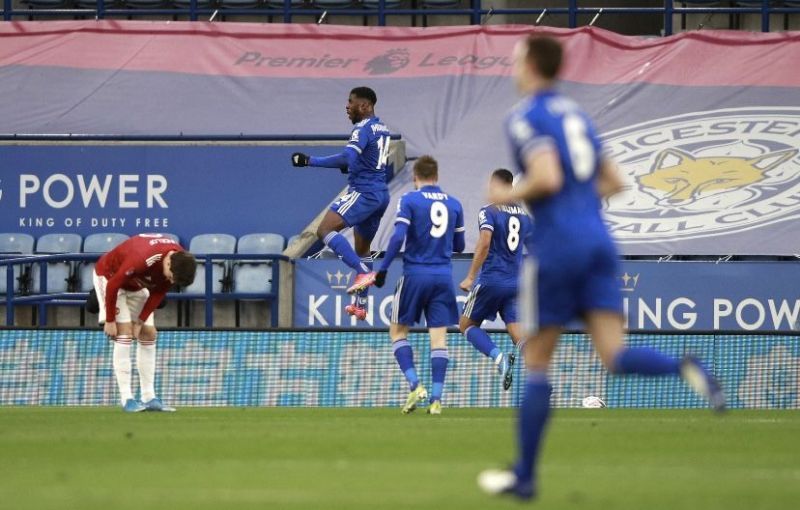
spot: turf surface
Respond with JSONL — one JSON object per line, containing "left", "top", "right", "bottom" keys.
{"left": 0, "top": 408, "right": 797, "bottom": 510}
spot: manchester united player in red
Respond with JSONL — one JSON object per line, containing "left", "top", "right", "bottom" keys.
{"left": 93, "top": 234, "right": 196, "bottom": 412}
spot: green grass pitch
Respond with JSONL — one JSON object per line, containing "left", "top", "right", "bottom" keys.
{"left": 1, "top": 408, "right": 798, "bottom": 510}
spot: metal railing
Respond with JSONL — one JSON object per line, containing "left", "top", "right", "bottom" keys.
{"left": 2, "top": 1, "right": 800, "bottom": 35}
{"left": 0, "top": 252, "right": 291, "bottom": 327}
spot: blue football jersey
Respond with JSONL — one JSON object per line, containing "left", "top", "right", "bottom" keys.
{"left": 345, "top": 116, "right": 391, "bottom": 192}
{"left": 506, "top": 89, "right": 610, "bottom": 251}
{"left": 395, "top": 185, "right": 465, "bottom": 275}
{"left": 476, "top": 203, "right": 531, "bottom": 287}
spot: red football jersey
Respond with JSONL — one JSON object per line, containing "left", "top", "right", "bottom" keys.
{"left": 95, "top": 234, "right": 185, "bottom": 323}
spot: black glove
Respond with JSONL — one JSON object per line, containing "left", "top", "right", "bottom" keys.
{"left": 291, "top": 152, "right": 310, "bottom": 167}
{"left": 374, "top": 270, "right": 387, "bottom": 289}
{"left": 339, "top": 166, "right": 349, "bottom": 174}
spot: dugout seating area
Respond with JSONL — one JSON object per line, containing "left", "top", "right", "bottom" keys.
{"left": 0, "top": 232, "right": 294, "bottom": 328}
{"left": 0, "top": 231, "right": 289, "bottom": 296}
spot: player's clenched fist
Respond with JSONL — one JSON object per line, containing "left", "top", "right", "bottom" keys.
{"left": 459, "top": 276, "right": 474, "bottom": 292}
{"left": 291, "top": 152, "right": 310, "bottom": 167}
{"left": 374, "top": 270, "right": 388, "bottom": 288}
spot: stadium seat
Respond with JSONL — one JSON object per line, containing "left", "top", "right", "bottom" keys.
{"left": 314, "top": 0, "right": 353, "bottom": 8}
{"left": 265, "top": 0, "right": 303, "bottom": 6}
{"left": 233, "top": 233, "right": 285, "bottom": 293}
{"left": 362, "top": 0, "right": 402, "bottom": 8}
{"left": 184, "top": 233, "right": 236, "bottom": 294}
{"left": 0, "top": 233, "right": 35, "bottom": 294}
{"left": 218, "top": 0, "right": 261, "bottom": 9}
{"left": 78, "top": 233, "right": 129, "bottom": 292}
{"left": 21, "top": 0, "right": 69, "bottom": 8}
{"left": 121, "top": 0, "right": 166, "bottom": 7}
{"left": 173, "top": 0, "right": 215, "bottom": 8}
{"left": 32, "top": 234, "right": 82, "bottom": 294}
{"left": 422, "top": 0, "right": 461, "bottom": 7}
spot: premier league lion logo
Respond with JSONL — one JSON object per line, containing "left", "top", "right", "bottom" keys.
{"left": 364, "top": 48, "right": 410, "bottom": 75}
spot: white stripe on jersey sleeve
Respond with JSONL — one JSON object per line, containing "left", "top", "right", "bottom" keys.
{"left": 346, "top": 144, "right": 363, "bottom": 154}
{"left": 479, "top": 225, "right": 494, "bottom": 231}
{"left": 395, "top": 217, "right": 411, "bottom": 225}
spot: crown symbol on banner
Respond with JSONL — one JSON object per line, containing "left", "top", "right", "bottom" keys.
{"left": 620, "top": 272, "right": 640, "bottom": 292}
{"left": 326, "top": 270, "right": 353, "bottom": 290}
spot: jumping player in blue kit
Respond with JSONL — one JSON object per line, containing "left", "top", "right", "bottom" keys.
{"left": 291, "top": 86, "right": 392, "bottom": 321}
{"left": 359, "top": 156, "right": 465, "bottom": 416}
{"left": 477, "top": 36, "right": 726, "bottom": 501}
{"left": 459, "top": 169, "right": 531, "bottom": 391}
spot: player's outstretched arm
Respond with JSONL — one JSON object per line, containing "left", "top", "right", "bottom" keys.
{"left": 291, "top": 148, "right": 358, "bottom": 174}
{"left": 374, "top": 222, "right": 409, "bottom": 288}
{"left": 596, "top": 156, "right": 625, "bottom": 198}
{"left": 460, "top": 229, "right": 491, "bottom": 291}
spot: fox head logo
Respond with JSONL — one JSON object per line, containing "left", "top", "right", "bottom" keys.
{"left": 637, "top": 147, "right": 798, "bottom": 208}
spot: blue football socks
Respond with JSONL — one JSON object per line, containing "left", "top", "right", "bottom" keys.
{"left": 392, "top": 339, "right": 419, "bottom": 391}
{"left": 514, "top": 371, "right": 552, "bottom": 484}
{"left": 323, "top": 231, "right": 369, "bottom": 273}
{"left": 613, "top": 347, "right": 681, "bottom": 375}
{"left": 430, "top": 348, "right": 450, "bottom": 403}
{"left": 465, "top": 325, "right": 501, "bottom": 360}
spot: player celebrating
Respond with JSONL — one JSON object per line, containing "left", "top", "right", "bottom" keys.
{"left": 291, "top": 86, "right": 391, "bottom": 321}
{"left": 362, "top": 156, "right": 465, "bottom": 415}
{"left": 459, "top": 169, "right": 531, "bottom": 391}
{"left": 478, "top": 36, "right": 725, "bottom": 500}
{"left": 93, "top": 234, "right": 196, "bottom": 413}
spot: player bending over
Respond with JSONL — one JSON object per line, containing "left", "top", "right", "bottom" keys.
{"left": 364, "top": 156, "right": 465, "bottom": 415}
{"left": 459, "top": 169, "right": 531, "bottom": 391}
{"left": 478, "top": 36, "right": 725, "bottom": 500}
{"left": 93, "top": 234, "right": 196, "bottom": 412}
{"left": 291, "top": 86, "right": 392, "bottom": 321}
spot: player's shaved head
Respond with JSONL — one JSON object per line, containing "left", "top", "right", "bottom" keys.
{"left": 169, "top": 252, "right": 197, "bottom": 288}
{"left": 491, "top": 168, "right": 514, "bottom": 185}
{"left": 350, "top": 86, "right": 377, "bottom": 105}
{"left": 524, "top": 35, "right": 562, "bottom": 80}
{"left": 414, "top": 155, "right": 439, "bottom": 182}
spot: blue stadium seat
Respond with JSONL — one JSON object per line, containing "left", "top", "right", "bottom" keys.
{"left": 184, "top": 233, "right": 236, "bottom": 294}
{"left": 0, "top": 233, "right": 35, "bottom": 294}
{"left": 21, "top": 0, "right": 69, "bottom": 8}
{"left": 173, "top": 0, "right": 214, "bottom": 8}
{"left": 265, "top": 0, "right": 304, "bottom": 6}
{"left": 79, "top": 233, "right": 130, "bottom": 292}
{"left": 314, "top": 0, "right": 353, "bottom": 8}
{"left": 363, "top": 0, "right": 402, "bottom": 8}
{"left": 234, "top": 233, "right": 285, "bottom": 293}
{"left": 422, "top": 0, "right": 461, "bottom": 7}
{"left": 32, "top": 234, "right": 82, "bottom": 294}
{"left": 219, "top": 0, "right": 261, "bottom": 9}
{"left": 121, "top": 0, "right": 166, "bottom": 7}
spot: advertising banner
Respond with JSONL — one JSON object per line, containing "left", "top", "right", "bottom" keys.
{"left": 294, "top": 259, "right": 800, "bottom": 332}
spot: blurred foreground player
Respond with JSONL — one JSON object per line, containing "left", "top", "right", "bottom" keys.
{"left": 93, "top": 234, "right": 196, "bottom": 412}
{"left": 291, "top": 86, "right": 392, "bottom": 321}
{"left": 362, "top": 156, "right": 465, "bottom": 415}
{"left": 459, "top": 169, "right": 531, "bottom": 391}
{"left": 478, "top": 36, "right": 725, "bottom": 500}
